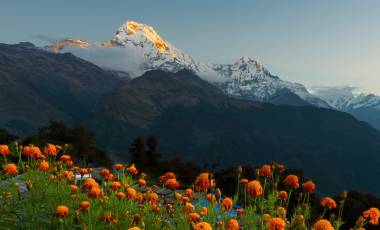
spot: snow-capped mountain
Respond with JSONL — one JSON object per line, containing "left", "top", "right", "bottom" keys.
{"left": 47, "top": 20, "right": 329, "bottom": 107}
{"left": 311, "top": 86, "right": 380, "bottom": 130}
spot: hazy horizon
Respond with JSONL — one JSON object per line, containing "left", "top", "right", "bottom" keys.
{"left": 1, "top": 0, "right": 379, "bottom": 94}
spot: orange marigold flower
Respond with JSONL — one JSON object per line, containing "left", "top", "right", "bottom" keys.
{"left": 226, "top": 219, "right": 239, "bottom": 230}
{"left": 38, "top": 161, "right": 49, "bottom": 172}
{"left": 80, "top": 201, "right": 90, "bottom": 212}
{"left": 148, "top": 192, "right": 159, "bottom": 204}
{"left": 115, "top": 192, "right": 126, "bottom": 199}
{"left": 206, "top": 193, "right": 216, "bottom": 203}
{"left": 4, "top": 163, "right": 18, "bottom": 175}
{"left": 259, "top": 164, "right": 272, "bottom": 177}
{"left": 183, "top": 202, "right": 195, "bottom": 213}
{"left": 101, "top": 168, "right": 111, "bottom": 177}
{"left": 127, "top": 164, "right": 138, "bottom": 174}
{"left": 43, "top": 144, "right": 57, "bottom": 156}
{"left": 247, "top": 180, "right": 263, "bottom": 197}
{"left": 101, "top": 211, "right": 117, "bottom": 224}
{"left": 193, "top": 222, "right": 212, "bottom": 230}
{"left": 113, "top": 163, "right": 124, "bottom": 170}
{"left": 236, "top": 208, "right": 244, "bottom": 217}
{"left": 128, "top": 227, "right": 141, "bottom": 230}
{"left": 88, "top": 187, "right": 102, "bottom": 199}
{"left": 240, "top": 178, "right": 249, "bottom": 185}
{"left": 283, "top": 174, "right": 299, "bottom": 189}
{"left": 64, "top": 170, "right": 74, "bottom": 181}
{"left": 293, "top": 215, "right": 305, "bottom": 225}
{"left": 200, "top": 207, "right": 208, "bottom": 215}
{"left": 195, "top": 173, "right": 211, "bottom": 191}
{"left": 137, "top": 178, "right": 146, "bottom": 186}
{"left": 188, "top": 212, "right": 201, "bottom": 223}
{"left": 159, "top": 171, "right": 176, "bottom": 183}
{"left": 109, "top": 181, "right": 122, "bottom": 190}
{"left": 127, "top": 187, "right": 137, "bottom": 200}
{"left": 165, "top": 178, "right": 180, "bottom": 189}
{"left": 56, "top": 205, "right": 69, "bottom": 218}
{"left": 363, "top": 207, "right": 380, "bottom": 225}
{"left": 60, "top": 154, "right": 71, "bottom": 162}
{"left": 69, "top": 184, "right": 79, "bottom": 193}
{"left": 0, "top": 145, "right": 10, "bottom": 156}
{"left": 320, "top": 197, "right": 337, "bottom": 209}
{"left": 79, "top": 168, "right": 88, "bottom": 175}
{"left": 268, "top": 217, "right": 286, "bottom": 230}
{"left": 277, "top": 207, "right": 287, "bottom": 219}
{"left": 262, "top": 214, "right": 271, "bottom": 222}
{"left": 277, "top": 191, "right": 288, "bottom": 201}
{"left": 185, "top": 188, "right": 194, "bottom": 198}
{"left": 222, "top": 197, "right": 233, "bottom": 212}
{"left": 302, "top": 180, "right": 316, "bottom": 193}
{"left": 312, "top": 219, "right": 334, "bottom": 230}
{"left": 82, "top": 178, "right": 99, "bottom": 190}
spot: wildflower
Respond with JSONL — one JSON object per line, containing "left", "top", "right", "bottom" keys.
{"left": 226, "top": 219, "right": 239, "bottom": 230}
{"left": 101, "top": 211, "right": 117, "bottom": 224}
{"left": 56, "top": 205, "right": 69, "bottom": 218}
{"left": 0, "top": 145, "right": 10, "bottom": 156}
{"left": 185, "top": 188, "right": 194, "bottom": 198}
{"left": 277, "top": 191, "right": 288, "bottom": 201}
{"left": 200, "top": 207, "right": 208, "bottom": 215}
{"left": 240, "top": 178, "right": 249, "bottom": 185}
{"left": 268, "top": 217, "right": 286, "bottom": 230}
{"left": 320, "top": 197, "right": 337, "bottom": 209}
{"left": 222, "top": 197, "right": 233, "bottom": 211}
{"left": 188, "top": 212, "right": 201, "bottom": 223}
{"left": 80, "top": 201, "right": 90, "bottom": 212}
{"left": 236, "top": 208, "right": 244, "bottom": 217}
{"left": 43, "top": 144, "right": 57, "bottom": 156}
{"left": 88, "top": 187, "right": 102, "bottom": 199}
{"left": 113, "top": 163, "right": 124, "bottom": 170}
{"left": 23, "top": 145, "right": 42, "bottom": 158}
{"left": 259, "top": 164, "right": 272, "bottom": 177}
{"left": 193, "top": 222, "right": 212, "bottom": 230}
{"left": 127, "top": 164, "right": 138, "bottom": 174}
{"left": 195, "top": 173, "right": 211, "bottom": 191}
{"left": 363, "top": 207, "right": 380, "bottom": 225}
{"left": 109, "top": 181, "right": 122, "bottom": 190}
{"left": 137, "top": 178, "right": 146, "bottom": 186}
{"left": 302, "top": 180, "right": 316, "bottom": 193}
{"left": 38, "top": 161, "right": 49, "bottom": 172}
{"left": 4, "top": 163, "right": 18, "bottom": 175}
{"left": 165, "top": 178, "right": 180, "bottom": 189}
{"left": 247, "top": 180, "right": 263, "bottom": 197}
{"left": 312, "top": 219, "right": 334, "bottom": 230}
{"left": 148, "top": 192, "right": 159, "bottom": 204}
{"left": 283, "top": 175, "right": 299, "bottom": 189}
{"left": 127, "top": 187, "right": 137, "bottom": 200}
{"left": 115, "top": 192, "right": 126, "bottom": 200}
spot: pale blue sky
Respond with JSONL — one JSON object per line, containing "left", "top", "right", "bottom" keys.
{"left": 1, "top": 0, "right": 380, "bottom": 93}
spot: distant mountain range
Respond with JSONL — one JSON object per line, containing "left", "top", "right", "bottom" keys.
{"left": 46, "top": 20, "right": 380, "bottom": 131}
{"left": 1, "top": 42, "right": 380, "bottom": 195}
{"left": 311, "top": 86, "right": 380, "bottom": 130}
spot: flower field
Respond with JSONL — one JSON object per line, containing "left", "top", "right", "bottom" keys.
{"left": 0, "top": 143, "right": 379, "bottom": 229}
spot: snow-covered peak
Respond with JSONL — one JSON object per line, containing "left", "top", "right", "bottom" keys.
{"left": 47, "top": 39, "right": 89, "bottom": 52}
{"left": 233, "top": 56, "right": 264, "bottom": 70}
